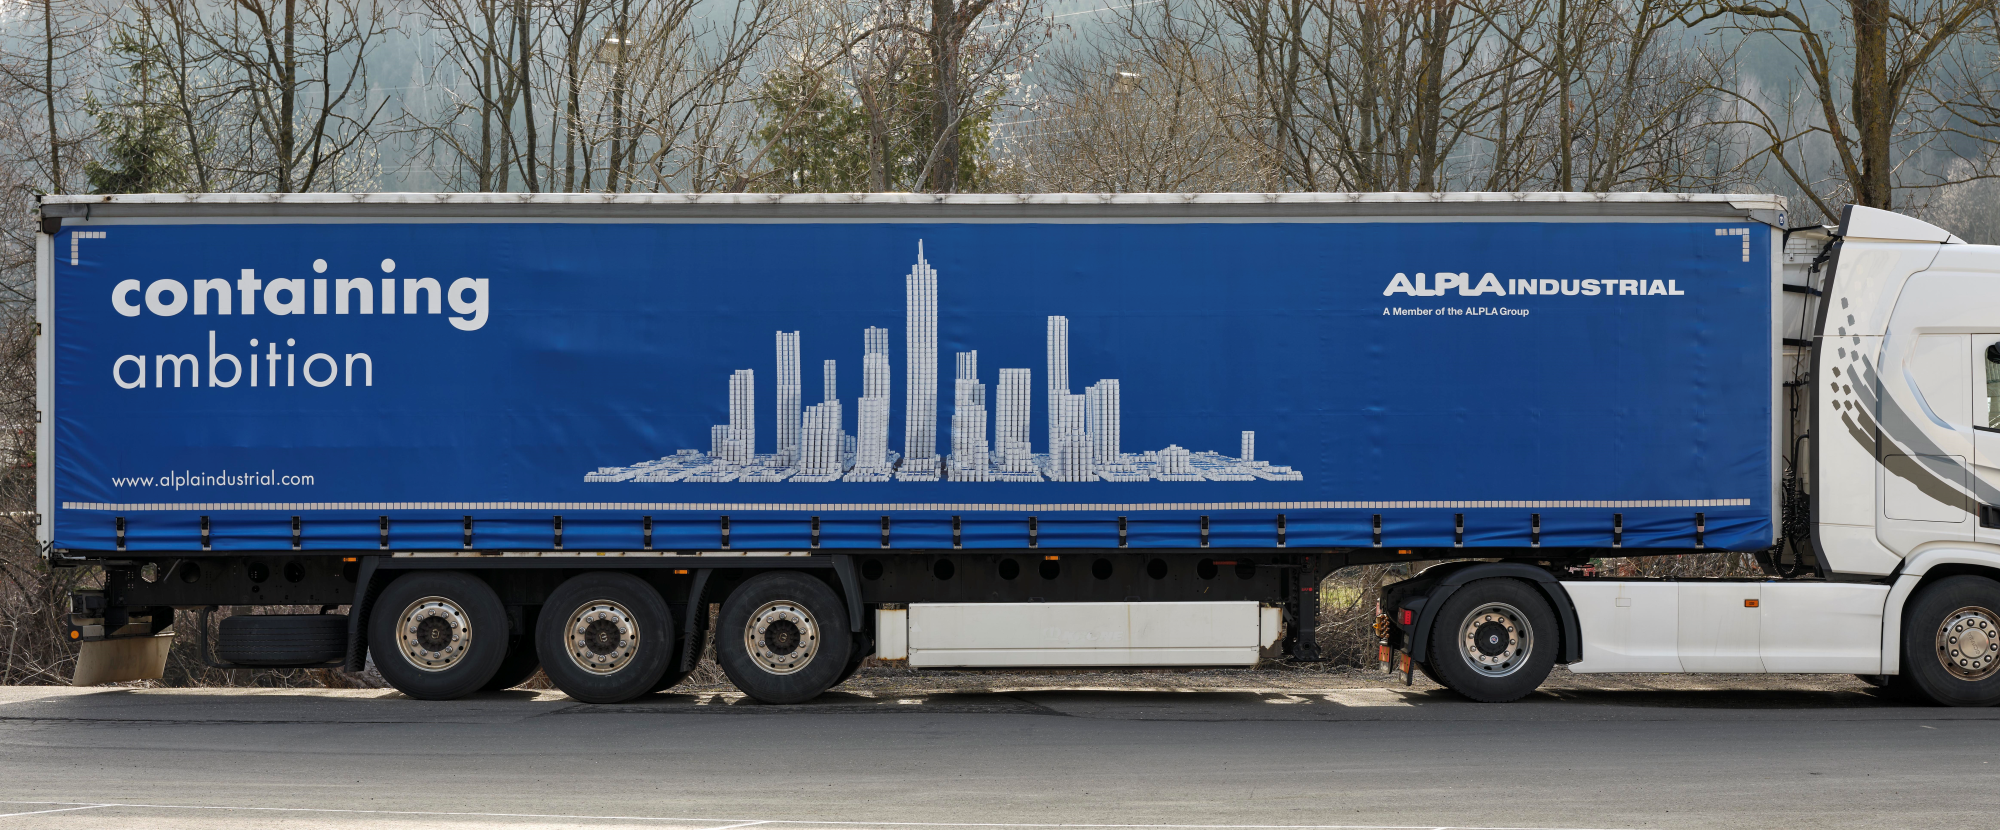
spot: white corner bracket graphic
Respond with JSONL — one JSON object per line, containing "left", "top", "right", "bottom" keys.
{"left": 71, "top": 230, "right": 106, "bottom": 266}
{"left": 1714, "top": 227, "right": 1750, "bottom": 263}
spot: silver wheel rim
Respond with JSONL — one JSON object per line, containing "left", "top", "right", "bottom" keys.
{"left": 744, "top": 600, "right": 819, "bottom": 675}
{"left": 1459, "top": 601, "right": 1533, "bottom": 678}
{"left": 398, "top": 596, "right": 473, "bottom": 672}
{"left": 566, "top": 599, "right": 642, "bottom": 675}
{"left": 1936, "top": 605, "right": 2000, "bottom": 681}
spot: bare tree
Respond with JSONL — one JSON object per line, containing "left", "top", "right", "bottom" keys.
{"left": 0, "top": 0, "right": 102, "bottom": 195}
{"left": 209, "top": 0, "right": 393, "bottom": 191}
{"left": 901, "top": 0, "right": 1043, "bottom": 190}
{"left": 1475, "top": 0, "right": 1749, "bottom": 192}
{"left": 1183, "top": 0, "right": 1515, "bottom": 191}
{"left": 742, "top": 0, "right": 1038, "bottom": 193}
{"left": 408, "top": 0, "right": 777, "bottom": 192}
{"left": 607, "top": 0, "right": 781, "bottom": 191}
{"left": 1012, "top": 12, "right": 1270, "bottom": 192}
{"left": 409, "top": 0, "right": 537, "bottom": 189}
{"left": 1695, "top": 0, "right": 1990, "bottom": 216}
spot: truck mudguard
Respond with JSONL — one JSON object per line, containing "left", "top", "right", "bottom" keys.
{"left": 1392, "top": 562, "right": 1585, "bottom": 665}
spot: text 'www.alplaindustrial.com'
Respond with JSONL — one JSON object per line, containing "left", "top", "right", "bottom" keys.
{"left": 111, "top": 470, "right": 316, "bottom": 489}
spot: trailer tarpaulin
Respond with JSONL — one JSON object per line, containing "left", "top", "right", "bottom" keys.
{"left": 50, "top": 218, "right": 1772, "bottom": 551}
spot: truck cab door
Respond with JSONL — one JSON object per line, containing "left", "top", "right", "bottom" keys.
{"left": 1875, "top": 331, "right": 1974, "bottom": 554}
{"left": 1972, "top": 336, "right": 2000, "bottom": 539}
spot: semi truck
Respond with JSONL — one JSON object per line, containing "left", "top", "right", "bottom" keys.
{"left": 33, "top": 192, "right": 2000, "bottom": 706}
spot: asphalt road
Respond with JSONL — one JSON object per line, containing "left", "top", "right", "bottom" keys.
{"left": 1, "top": 681, "right": 1995, "bottom": 830}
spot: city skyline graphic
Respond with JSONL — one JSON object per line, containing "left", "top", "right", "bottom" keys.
{"left": 584, "top": 243, "right": 1302, "bottom": 484}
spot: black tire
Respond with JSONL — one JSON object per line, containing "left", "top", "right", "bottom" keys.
{"left": 649, "top": 609, "right": 703, "bottom": 694}
{"left": 368, "top": 571, "right": 508, "bottom": 700}
{"left": 536, "top": 572, "right": 675, "bottom": 704}
{"left": 483, "top": 605, "right": 543, "bottom": 691}
{"left": 649, "top": 648, "right": 694, "bottom": 693}
{"left": 716, "top": 571, "right": 853, "bottom": 704}
{"left": 1413, "top": 656, "right": 1445, "bottom": 687}
{"left": 834, "top": 631, "right": 876, "bottom": 688}
{"left": 217, "top": 614, "right": 346, "bottom": 665}
{"left": 1425, "top": 578, "right": 1558, "bottom": 703}
{"left": 1894, "top": 575, "right": 2000, "bottom": 707}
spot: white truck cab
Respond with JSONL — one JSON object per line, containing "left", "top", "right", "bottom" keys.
{"left": 1555, "top": 206, "right": 2000, "bottom": 706}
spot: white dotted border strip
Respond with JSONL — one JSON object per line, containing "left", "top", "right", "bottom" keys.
{"left": 63, "top": 499, "right": 1753, "bottom": 512}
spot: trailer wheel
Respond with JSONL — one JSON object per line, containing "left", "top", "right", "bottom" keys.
{"left": 483, "top": 606, "right": 543, "bottom": 691}
{"left": 536, "top": 572, "right": 675, "bottom": 704}
{"left": 368, "top": 571, "right": 508, "bottom": 700}
{"left": 1426, "top": 578, "right": 1557, "bottom": 702}
{"left": 716, "top": 571, "right": 852, "bottom": 704}
{"left": 1894, "top": 575, "right": 2000, "bottom": 707}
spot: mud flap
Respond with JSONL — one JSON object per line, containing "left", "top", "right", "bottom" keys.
{"left": 71, "top": 634, "right": 173, "bottom": 686}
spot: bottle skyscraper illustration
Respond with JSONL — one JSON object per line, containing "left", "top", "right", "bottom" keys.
{"left": 900, "top": 245, "right": 941, "bottom": 480}
{"left": 584, "top": 243, "right": 1301, "bottom": 483}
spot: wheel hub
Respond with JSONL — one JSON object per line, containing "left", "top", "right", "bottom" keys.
{"left": 1937, "top": 606, "right": 2000, "bottom": 681}
{"left": 1459, "top": 602, "right": 1531, "bottom": 678}
{"left": 745, "top": 601, "right": 818, "bottom": 675}
{"left": 398, "top": 597, "right": 472, "bottom": 672}
{"left": 1472, "top": 621, "right": 1511, "bottom": 657}
{"left": 567, "top": 600, "right": 641, "bottom": 675}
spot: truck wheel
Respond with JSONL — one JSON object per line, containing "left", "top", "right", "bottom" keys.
{"left": 1425, "top": 578, "right": 1557, "bottom": 702}
{"left": 716, "top": 571, "right": 852, "bottom": 704}
{"left": 368, "top": 571, "right": 508, "bottom": 700}
{"left": 536, "top": 572, "right": 674, "bottom": 704}
{"left": 483, "top": 606, "right": 543, "bottom": 691}
{"left": 1895, "top": 575, "right": 2000, "bottom": 707}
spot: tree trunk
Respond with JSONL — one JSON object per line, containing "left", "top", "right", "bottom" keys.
{"left": 280, "top": 0, "right": 298, "bottom": 192}
{"left": 1411, "top": 0, "right": 1450, "bottom": 191}
{"left": 519, "top": 0, "right": 540, "bottom": 192}
{"left": 929, "top": 0, "right": 958, "bottom": 193}
{"left": 561, "top": 0, "right": 591, "bottom": 191}
{"left": 1553, "top": 0, "right": 1573, "bottom": 191}
{"left": 861, "top": 79, "right": 888, "bottom": 192}
{"left": 43, "top": 0, "right": 60, "bottom": 193}
{"left": 1850, "top": 0, "right": 1891, "bottom": 209}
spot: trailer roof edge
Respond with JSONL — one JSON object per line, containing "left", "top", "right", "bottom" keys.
{"left": 39, "top": 191, "right": 1787, "bottom": 220}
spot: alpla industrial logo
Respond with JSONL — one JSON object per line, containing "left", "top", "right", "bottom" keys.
{"left": 1382, "top": 272, "right": 1687, "bottom": 297}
